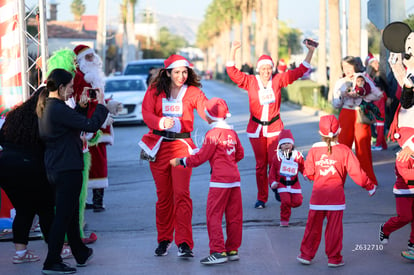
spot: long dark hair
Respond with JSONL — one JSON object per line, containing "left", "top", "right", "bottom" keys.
{"left": 341, "top": 56, "right": 365, "bottom": 74}
{"left": 150, "top": 67, "right": 201, "bottom": 97}
{"left": 1, "top": 87, "right": 44, "bottom": 148}
{"left": 36, "top": 68, "right": 73, "bottom": 118}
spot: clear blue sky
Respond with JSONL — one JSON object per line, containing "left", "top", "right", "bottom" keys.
{"left": 29, "top": 0, "right": 414, "bottom": 32}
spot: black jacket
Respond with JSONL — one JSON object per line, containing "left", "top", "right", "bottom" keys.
{"left": 38, "top": 98, "right": 108, "bottom": 173}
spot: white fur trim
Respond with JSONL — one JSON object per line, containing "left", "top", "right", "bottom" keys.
{"left": 309, "top": 204, "right": 345, "bottom": 210}
{"left": 226, "top": 61, "right": 235, "bottom": 67}
{"left": 76, "top": 48, "right": 94, "bottom": 62}
{"left": 256, "top": 59, "right": 274, "bottom": 70}
{"left": 319, "top": 128, "right": 341, "bottom": 138}
{"left": 402, "top": 134, "right": 414, "bottom": 151}
{"left": 209, "top": 182, "right": 241, "bottom": 188}
{"left": 166, "top": 60, "right": 189, "bottom": 69}
{"left": 88, "top": 178, "right": 108, "bottom": 189}
{"left": 278, "top": 138, "right": 294, "bottom": 146}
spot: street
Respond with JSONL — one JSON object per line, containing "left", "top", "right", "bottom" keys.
{"left": 0, "top": 79, "right": 413, "bottom": 274}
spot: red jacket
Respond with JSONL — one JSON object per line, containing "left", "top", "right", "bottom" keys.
{"left": 394, "top": 156, "right": 414, "bottom": 197}
{"left": 184, "top": 122, "right": 244, "bottom": 187}
{"left": 226, "top": 63, "right": 308, "bottom": 137}
{"left": 305, "top": 142, "right": 375, "bottom": 210}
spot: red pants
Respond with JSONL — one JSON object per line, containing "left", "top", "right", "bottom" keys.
{"left": 299, "top": 210, "right": 343, "bottom": 264}
{"left": 374, "top": 95, "right": 387, "bottom": 149}
{"left": 338, "top": 108, "right": 377, "bottom": 185}
{"left": 279, "top": 192, "right": 303, "bottom": 222}
{"left": 383, "top": 196, "right": 414, "bottom": 243}
{"left": 249, "top": 135, "right": 279, "bottom": 203}
{"left": 150, "top": 140, "right": 194, "bottom": 249}
{"left": 206, "top": 187, "right": 243, "bottom": 254}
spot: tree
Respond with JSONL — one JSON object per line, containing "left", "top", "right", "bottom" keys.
{"left": 328, "top": 0, "right": 341, "bottom": 102}
{"left": 158, "top": 27, "right": 188, "bottom": 57}
{"left": 71, "top": 0, "right": 85, "bottom": 21}
{"left": 317, "top": 0, "right": 328, "bottom": 90}
{"left": 347, "top": 0, "right": 361, "bottom": 56}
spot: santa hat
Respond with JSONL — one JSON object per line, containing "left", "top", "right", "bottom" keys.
{"left": 277, "top": 59, "right": 287, "bottom": 73}
{"left": 74, "top": 44, "right": 94, "bottom": 62}
{"left": 205, "top": 97, "right": 231, "bottom": 121}
{"left": 278, "top": 129, "right": 295, "bottom": 147}
{"left": 256, "top": 55, "right": 274, "bottom": 72}
{"left": 319, "top": 115, "right": 341, "bottom": 137}
{"left": 365, "top": 52, "right": 378, "bottom": 66}
{"left": 164, "top": 54, "right": 190, "bottom": 69}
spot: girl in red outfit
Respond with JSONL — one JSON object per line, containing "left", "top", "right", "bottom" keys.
{"left": 268, "top": 129, "right": 305, "bottom": 227}
{"left": 297, "top": 115, "right": 376, "bottom": 268}
{"left": 226, "top": 40, "right": 316, "bottom": 209}
{"left": 139, "top": 55, "right": 208, "bottom": 258}
{"left": 171, "top": 97, "right": 244, "bottom": 265}
{"left": 332, "top": 56, "right": 382, "bottom": 185}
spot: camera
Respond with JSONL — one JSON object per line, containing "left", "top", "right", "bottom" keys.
{"left": 303, "top": 39, "right": 319, "bottom": 48}
{"left": 87, "top": 88, "right": 97, "bottom": 99}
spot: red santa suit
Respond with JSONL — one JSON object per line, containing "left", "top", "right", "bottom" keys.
{"left": 382, "top": 154, "right": 414, "bottom": 246}
{"left": 268, "top": 129, "right": 304, "bottom": 225}
{"left": 298, "top": 115, "right": 376, "bottom": 265}
{"left": 182, "top": 97, "right": 244, "bottom": 254}
{"left": 226, "top": 56, "right": 310, "bottom": 205}
{"left": 139, "top": 70, "right": 208, "bottom": 250}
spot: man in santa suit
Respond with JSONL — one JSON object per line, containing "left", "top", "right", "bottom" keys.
{"left": 73, "top": 44, "right": 114, "bottom": 213}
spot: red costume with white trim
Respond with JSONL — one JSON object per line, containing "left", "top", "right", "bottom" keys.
{"left": 268, "top": 129, "right": 304, "bottom": 224}
{"left": 299, "top": 115, "right": 375, "bottom": 265}
{"left": 182, "top": 97, "right": 244, "bottom": 254}
{"left": 226, "top": 60, "right": 309, "bottom": 204}
{"left": 139, "top": 82, "right": 207, "bottom": 249}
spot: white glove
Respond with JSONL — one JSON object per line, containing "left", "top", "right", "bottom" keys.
{"left": 106, "top": 100, "right": 123, "bottom": 115}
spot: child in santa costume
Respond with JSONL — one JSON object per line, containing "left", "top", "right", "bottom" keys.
{"left": 226, "top": 40, "right": 316, "bottom": 209}
{"left": 170, "top": 97, "right": 244, "bottom": 265}
{"left": 297, "top": 115, "right": 376, "bottom": 268}
{"left": 268, "top": 129, "right": 305, "bottom": 227}
{"left": 139, "top": 54, "right": 208, "bottom": 258}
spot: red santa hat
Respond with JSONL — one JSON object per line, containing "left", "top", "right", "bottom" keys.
{"left": 164, "top": 54, "right": 190, "bottom": 69}
{"left": 256, "top": 55, "right": 274, "bottom": 72}
{"left": 278, "top": 129, "right": 295, "bottom": 147}
{"left": 365, "top": 52, "right": 378, "bottom": 66}
{"left": 74, "top": 44, "right": 94, "bottom": 62}
{"left": 277, "top": 59, "right": 287, "bottom": 73}
{"left": 205, "top": 97, "right": 231, "bottom": 121}
{"left": 319, "top": 115, "right": 341, "bottom": 137}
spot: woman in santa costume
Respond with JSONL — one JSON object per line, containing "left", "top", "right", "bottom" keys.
{"left": 268, "top": 129, "right": 305, "bottom": 227}
{"left": 170, "top": 97, "right": 244, "bottom": 265}
{"left": 332, "top": 56, "right": 382, "bottom": 186}
{"left": 139, "top": 54, "right": 208, "bottom": 257}
{"left": 226, "top": 40, "right": 316, "bottom": 209}
{"left": 297, "top": 115, "right": 376, "bottom": 267}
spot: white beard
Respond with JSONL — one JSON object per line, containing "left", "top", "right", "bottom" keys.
{"left": 78, "top": 53, "right": 105, "bottom": 92}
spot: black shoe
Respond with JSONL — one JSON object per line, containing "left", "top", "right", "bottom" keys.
{"left": 77, "top": 248, "right": 93, "bottom": 267}
{"left": 85, "top": 203, "right": 94, "bottom": 210}
{"left": 154, "top": 240, "right": 172, "bottom": 256}
{"left": 42, "top": 262, "right": 76, "bottom": 274}
{"left": 254, "top": 200, "right": 265, "bottom": 209}
{"left": 379, "top": 224, "right": 389, "bottom": 244}
{"left": 93, "top": 206, "right": 105, "bottom": 213}
{"left": 177, "top": 242, "right": 194, "bottom": 258}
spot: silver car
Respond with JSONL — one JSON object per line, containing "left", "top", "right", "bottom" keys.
{"left": 105, "top": 75, "right": 148, "bottom": 125}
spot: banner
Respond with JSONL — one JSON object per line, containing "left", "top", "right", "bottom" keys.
{"left": 0, "top": 0, "right": 23, "bottom": 117}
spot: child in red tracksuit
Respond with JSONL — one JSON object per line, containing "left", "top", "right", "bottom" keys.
{"left": 297, "top": 115, "right": 376, "bottom": 268}
{"left": 379, "top": 149, "right": 414, "bottom": 261}
{"left": 170, "top": 97, "right": 244, "bottom": 265}
{"left": 268, "top": 129, "right": 305, "bottom": 227}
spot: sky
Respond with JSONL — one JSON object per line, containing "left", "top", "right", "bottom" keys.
{"left": 27, "top": 0, "right": 414, "bottom": 32}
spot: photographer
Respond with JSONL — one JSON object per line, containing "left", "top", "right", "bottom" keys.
{"left": 37, "top": 68, "right": 109, "bottom": 274}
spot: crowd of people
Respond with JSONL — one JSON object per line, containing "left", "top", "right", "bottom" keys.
{"left": 1, "top": 27, "right": 414, "bottom": 274}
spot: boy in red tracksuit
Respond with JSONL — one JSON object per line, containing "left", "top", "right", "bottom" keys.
{"left": 379, "top": 149, "right": 414, "bottom": 260}
{"left": 268, "top": 129, "right": 305, "bottom": 227}
{"left": 297, "top": 115, "right": 376, "bottom": 268}
{"left": 170, "top": 97, "right": 244, "bottom": 265}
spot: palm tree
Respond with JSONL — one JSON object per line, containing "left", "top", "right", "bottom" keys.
{"left": 328, "top": 0, "right": 342, "bottom": 102}
{"left": 317, "top": 0, "right": 327, "bottom": 90}
{"left": 269, "top": 0, "right": 279, "bottom": 60}
{"left": 70, "top": 0, "right": 85, "bottom": 22}
{"left": 347, "top": 0, "right": 361, "bottom": 57}
{"left": 241, "top": 0, "right": 253, "bottom": 65}
{"left": 255, "top": 0, "right": 263, "bottom": 57}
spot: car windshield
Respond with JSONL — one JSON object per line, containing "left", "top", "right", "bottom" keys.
{"left": 105, "top": 79, "right": 146, "bottom": 93}
{"left": 124, "top": 63, "right": 164, "bottom": 75}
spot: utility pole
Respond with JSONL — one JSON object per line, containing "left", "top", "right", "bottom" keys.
{"left": 97, "top": 0, "right": 107, "bottom": 74}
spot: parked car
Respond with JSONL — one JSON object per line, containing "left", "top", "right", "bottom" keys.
{"left": 105, "top": 75, "right": 148, "bottom": 125}
{"left": 123, "top": 59, "right": 165, "bottom": 77}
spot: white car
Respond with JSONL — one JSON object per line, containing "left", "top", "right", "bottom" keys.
{"left": 105, "top": 75, "right": 148, "bottom": 125}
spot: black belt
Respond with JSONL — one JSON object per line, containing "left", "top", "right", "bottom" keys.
{"left": 153, "top": 130, "right": 190, "bottom": 139}
{"left": 252, "top": 114, "right": 280, "bottom": 126}
{"left": 280, "top": 179, "right": 298, "bottom": 186}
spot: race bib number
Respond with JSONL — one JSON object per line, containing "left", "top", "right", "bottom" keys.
{"left": 280, "top": 159, "right": 298, "bottom": 177}
{"left": 258, "top": 88, "right": 275, "bottom": 105}
{"left": 162, "top": 99, "right": 183, "bottom": 117}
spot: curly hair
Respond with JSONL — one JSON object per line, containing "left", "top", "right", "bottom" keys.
{"left": 150, "top": 67, "right": 202, "bottom": 97}
{"left": 1, "top": 87, "right": 44, "bottom": 148}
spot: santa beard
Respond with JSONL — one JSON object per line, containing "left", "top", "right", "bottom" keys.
{"left": 78, "top": 53, "right": 105, "bottom": 91}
